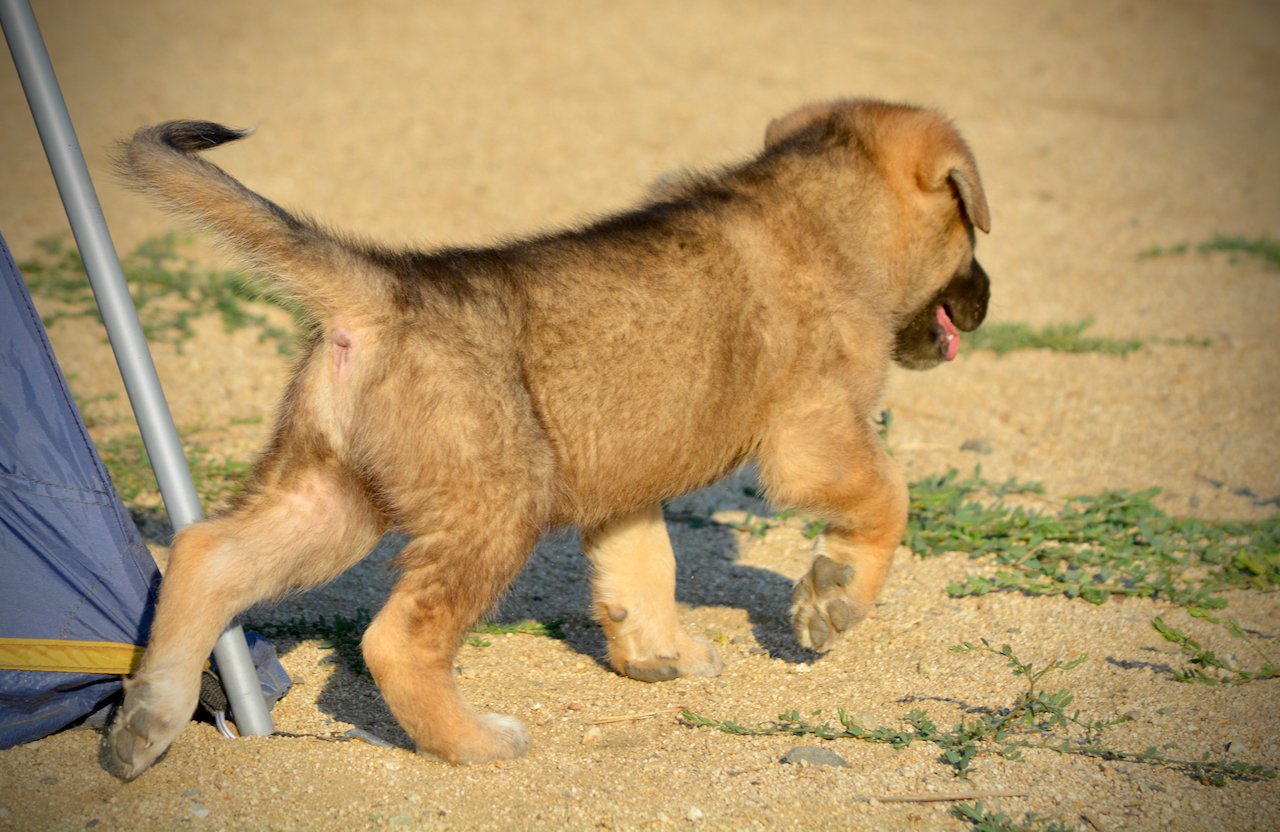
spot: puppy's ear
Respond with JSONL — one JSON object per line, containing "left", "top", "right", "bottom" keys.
{"left": 945, "top": 162, "right": 991, "bottom": 234}
{"left": 918, "top": 129, "right": 990, "bottom": 233}
{"left": 764, "top": 101, "right": 842, "bottom": 150}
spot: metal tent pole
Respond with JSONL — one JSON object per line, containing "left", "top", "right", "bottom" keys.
{"left": 1, "top": 0, "right": 273, "bottom": 739}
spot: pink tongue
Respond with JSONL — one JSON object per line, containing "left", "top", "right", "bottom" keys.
{"left": 936, "top": 305, "right": 959, "bottom": 361}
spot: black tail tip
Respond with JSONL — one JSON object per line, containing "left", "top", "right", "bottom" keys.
{"left": 154, "top": 120, "right": 253, "bottom": 153}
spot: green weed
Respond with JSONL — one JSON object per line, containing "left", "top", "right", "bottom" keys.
{"left": 875, "top": 408, "right": 893, "bottom": 440}
{"left": 247, "top": 610, "right": 373, "bottom": 675}
{"left": 97, "top": 432, "right": 253, "bottom": 510}
{"left": 966, "top": 320, "right": 1209, "bottom": 356}
{"left": 666, "top": 507, "right": 784, "bottom": 539}
{"left": 465, "top": 619, "right": 566, "bottom": 647}
{"left": 911, "top": 470, "right": 1279, "bottom": 610}
{"left": 671, "top": 470, "right": 1277, "bottom": 612}
{"left": 247, "top": 611, "right": 565, "bottom": 670}
{"left": 801, "top": 518, "right": 830, "bottom": 540}
{"left": 967, "top": 320, "right": 1144, "bottom": 357}
{"left": 953, "top": 801, "right": 1078, "bottom": 832}
{"left": 20, "top": 232, "right": 300, "bottom": 353}
{"left": 681, "top": 640, "right": 1276, "bottom": 785}
{"left": 65, "top": 374, "right": 120, "bottom": 429}
{"left": 1139, "top": 234, "right": 1280, "bottom": 271}
{"left": 1152, "top": 612, "right": 1279, "bottom": 685}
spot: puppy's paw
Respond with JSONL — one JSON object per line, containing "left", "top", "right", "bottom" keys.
{"left": 789, "top": 554, "right": 865, "bottom": 652}
{"left": 621, "top": 634, "right": 724, "bottom": 683}
{"left": 679, "top": 635, "right": 726, "bottom": 678}
{"left": 431, "top": 713, "right": 531, "bottom": 764}
{"left": 475, "top": 713, "right": 532, "bottom": 759}
{"left": 103, "top": 675, "right": 195, "bottom": 780}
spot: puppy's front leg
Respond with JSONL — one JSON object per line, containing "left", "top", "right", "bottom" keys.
{"left": 762, "top": 419, "right": 909, "bottom": 653}
{"left": 583, "top": 504, "right": 723, "bottom": 681}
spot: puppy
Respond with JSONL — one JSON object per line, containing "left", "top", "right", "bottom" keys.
{"left": 107, "top": 99, "right": 990, "bottom": 777}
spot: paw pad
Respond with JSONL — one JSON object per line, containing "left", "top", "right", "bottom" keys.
{"left": 790, "top": 555, "right": 861, "bottom": 652}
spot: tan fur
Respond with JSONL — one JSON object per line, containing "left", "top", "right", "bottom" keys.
{"left": 106, "top": 99, "right": 990, "bottom": 777}
{"left": 583, "top": 504, "right": 724, "bottom": 682}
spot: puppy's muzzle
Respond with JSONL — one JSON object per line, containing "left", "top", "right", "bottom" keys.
{"left": 893, "top": 259, "right": 991, "bottom": 370}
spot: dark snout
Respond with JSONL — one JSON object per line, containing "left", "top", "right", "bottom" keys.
{"left": 945, "top": 259, "right": 990, "bottom": 332}
{"left": 892, "top": 259, "right": 992, "bottom": 370}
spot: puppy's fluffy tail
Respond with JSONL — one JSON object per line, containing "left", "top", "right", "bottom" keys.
{"left": 120, "top": 121, "right": 387, "bottom": 321}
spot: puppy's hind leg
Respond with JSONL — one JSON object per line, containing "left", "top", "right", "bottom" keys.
{"left": 583, "top": 503, "right": 723, "bottom": 682}
{"left": 106, "top": 462, "right": 386, "bottom": 779}
{"left": 356, "top": 360, "right": 558, "bottom": 764}
{"left": 361, "top": 513, "right": 547, "bottom": 763}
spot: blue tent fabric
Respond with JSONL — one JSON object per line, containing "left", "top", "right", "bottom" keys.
{"left": 0, "top": 233, "right": 287, "bottom": 747}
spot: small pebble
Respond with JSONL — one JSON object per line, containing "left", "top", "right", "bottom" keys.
{"left": 582, "top": 726, "right": 603, "bottom": 745}
{"left": 686, "top": 806, "right": 704, "bottom": 822}
{"left": 961, "top": 438, "right": 993, "bottom": 455}
{"left": 781, "top": 746, "right": 848, "bottom": 768}
{"left": 190, "top": 804, "right": 211, "bottom": 819}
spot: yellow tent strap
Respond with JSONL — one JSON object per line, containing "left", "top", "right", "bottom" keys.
{"left": 0, "top": 637, "right": 143, "bottom": 675}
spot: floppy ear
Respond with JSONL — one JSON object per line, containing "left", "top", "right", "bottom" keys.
{"left": 764, "top": 101, "right": 841, "bottom": 150}
{"left": 947, "top": 163, "right": 991, "bottom": 234}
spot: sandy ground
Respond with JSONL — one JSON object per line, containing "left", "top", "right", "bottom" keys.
{"left": 1, "top": 1, "right": 1279, "bottom": 829}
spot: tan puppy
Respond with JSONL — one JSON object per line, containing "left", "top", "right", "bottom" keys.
{"left": 106, "top": 99, "right": 990, "bottom": 777}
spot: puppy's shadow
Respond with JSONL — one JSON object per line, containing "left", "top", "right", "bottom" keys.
{"left": 498, "top": 467, "right": 817, "bottom": 666}
{"left": 497, "top": 521, "right": 811, "bottom": 668}
{"left": 245, "top": 468, "right": 814, "bottom": 735}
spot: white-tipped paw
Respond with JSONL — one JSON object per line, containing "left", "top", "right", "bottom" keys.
{"left": 476, "top": 713, "right": 531, "bottom": 758}
{"left": 426, "top": 713, "right": 531, "bottom": 765}
{"left": 621, "top": 634, "right": 724, "bottom": 683}
{"left": 103, "top": 676, "right": 195, "bottom": 780}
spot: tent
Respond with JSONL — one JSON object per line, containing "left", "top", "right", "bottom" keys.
{"left": 0, "top": 233, "right": 160, "bottom": 746}
{"left": 0, "top": 0, "right": 282, "bottom": 749}
{"left": 0, "top": 233, "right": 290, "bottom": 748}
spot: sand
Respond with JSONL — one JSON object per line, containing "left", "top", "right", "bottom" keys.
{"left": 1, "top": 1, "right": 1277, "bottom": 829}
